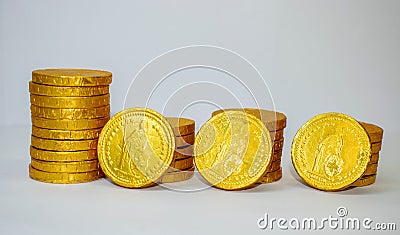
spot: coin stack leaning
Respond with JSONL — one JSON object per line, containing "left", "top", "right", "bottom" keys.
{"left": 291, "top": 113, "right": 384, "bottom": 191}
{"left": 349, "top": 122, "right": 384, "bottom": 187}
{"left": 212, "top": 108, "right": 287, "bottom": 184}
{"left": 29, "top": 69, "right": 112, "bottom": 184}
{"left": 158, "top": 117, "right": 196, "bottom": 183}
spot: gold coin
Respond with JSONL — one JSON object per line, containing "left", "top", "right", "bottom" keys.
{"left": 170, "top": 157, "right": 193, "bottom": 171}
{"left": 32, "top": 69, "right": 112, "bottom": 86}
{"left": 257, "top": 168, "right": 283, "bottom": 184}
{"left": 30, "top": 105, "right": 110, "bottom": 119}
{"left": 29, "top": 81, "right": 109, "bottom": 97}
{"left": 97, "top": 108, "right": 175, "bottom": 188}
{"left": 30, "top": 94, "right": 110, "bottom": 108}
{"left": 363, "top": 163, "right": 378, "bottom": 176}
{"left": 266, "top": 159, "right": 281, "bottom": 173}
{"left": 371, "top": 142, "right": 382, "bottom": 153}
{"left": 349, "top": 174, "right": 376, "bottom": 187}
{"left": 292, "top": 113, "right": 371, "bottom": 191}
{"left": 212, "top": 108, "right": 287, "bottom": 131}
{"left": 29, "top": 164, "right": 104, "bottom": 184}
{"left": 31, "top": 116, "right": 109, "bottom": 130}
{"left": 175, "top": 133, "right": 194, "bottom": 148}
{"left": 31, "top": 158, "right": 100, "bottom": 173}
{"left": 166, "top": 117, "right": 195, "bottom": 136}
{"left": 174, "top": 145, "right": 193, "bottom": 160}
{"left": 30, "top": 146, "right": 97, "bottom": 162}
{"left": 31, "top": 136, "right": 98, "bottom": 151}
{"left": 32, "top": 126, "right": 103, "bottom": 140}
{"left": 195, "top": 111, "right": 273, "bottom": 190}
{"left": 359, "top": 122, "right": 383, "bottom": 143}
{"left": 158, "top": 167, "right": 195, "bottom": 183}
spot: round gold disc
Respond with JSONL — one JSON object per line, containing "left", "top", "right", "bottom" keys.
{"left": 291, "top": 113, "right": 371, "bottom": 191}
{"left": 194, "top": 111, "right": 273, "bottom": 190}
{"left": 29, "top": 165, "right": 104, "bottom": 184}
{"left": 32, "top": 69, "right": 112, "bottom": 86}
{"left": 29, "top": 81, "right": 109, "bottom": 97}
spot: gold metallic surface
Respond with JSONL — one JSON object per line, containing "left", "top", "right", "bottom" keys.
{"left": 370, "top": 153, "right": 379, "bottom": 164}
{"left": 169, "top": 157, "right": 194, "bottom": 171}
{"left": 30, "top": 105, "right": 110, "bottom": 119}
{"left": 266, "top": 159, "right": 281, "bottom": 173}
{"left": 32, "top": 69, "right": 112, "bottom": 87}
{"left": 350, "top": 175, "right": 376, "bottom": 187}
{"left": 257, "top": 168, "right": 283, "bottom": 184}
{"left": 272, "top": 138, "right": 284, "bottom": 152}
{"left": 30, "top": 94, "right": 110, "bottom": 108}
{"left": 29, "top": 81, "right": 109, "bottom": 97}
{"left": 166, "top": 117, "right": 195, "bottom": 136}
{"left": 363, "top": 163, "right": 379, "bottom": 176}
{"left": 31, "top": 159, "right": 100, "bottom": 173}
{"left": 31, "top": 116, "right": 109, "bottom": 130}
{"left": 30, "top": 146, "right": 98, "bottom": 162}
{"left": 371, "top": 142, "right": 382, "bottom": 153}
{"left": 292, "top": 113, "right": 371, "bottom": 191}
{"left": 29, "top": 165, "right": 104, "bottom": 184}
{"left": 195, "top": 111, "right": 273, "bottom": 190}
{"left": 270, "top": 129, "right": 284, "bottom": 142}
{"left": 158, "top": 167, "right": 195, "bottom": 183}
{"left": 360, "top": 122, "right": 384, "bottom": 144}
{"left": 31, "top": 136, "right": 98, "bottom": 151}
{"left": 175, "top": 133, "right": 194, "bottom": 147}
{"left": 174, "top": 146, "right": 193, "bottom": 160}
{"left": 97, "top": 108, "right": 175, "bottom": 188}
{"left": 32, "top": 126, "right": 102, "bottom": 140}
{"left": 212, "top": 108, "right": 287, "bottom": 131}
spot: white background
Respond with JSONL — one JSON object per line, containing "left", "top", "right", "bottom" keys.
{"left": 0, "top": 0, "right": 399, "bottom": 234}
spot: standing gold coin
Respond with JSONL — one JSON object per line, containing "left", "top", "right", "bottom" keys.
{"left": 291, "top": 113, "right": 371, "bottom": 191}
{"left": 166, "top": 117, "right": 195, "bottom": 136}
{"left": 194, "top": 111, "right": 273, "bottom": 190}
{"left": 32, "top": 126, "right": 103, "bottom": 140}
{"left": 30, "top": 105, "right": 110, "bottom": 119}
{"left": 29, "top": 81, "right": 109, "bottom": 97}
{"left": 31, "top": 116, "right": 109, "bottom": 130}
{"left": 32, "top": 69, "right": 112, "bottom": 86}
{"left": 29, "top": 165, "right": 104, "bottom": 184}
{"left": 97, "top": 108, "right": 175, "bottom": 188}
{"left": 30, "top": 159, "right": 100, "bottom": 173}
{"left": 30, "top": 94, "right": 110, "bottom": 108}
{"left": 212, "top": 108, "right": 287, "bottom": 131}
{"left": 30, "top": 146, "right": 98, "bottom": 162}
{"left": 31, "top": 136, "right": 98, "bottom": 151}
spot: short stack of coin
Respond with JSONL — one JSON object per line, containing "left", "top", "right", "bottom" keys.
{"left": 158, "top": 117, "right": 195, "bottom": 183}
{"left": 29, "top": 69, "right": 112, "bottom": 184}
{"left": 350, "top": 122, "right": 384, "bottom": 187}
{"left": 212, "top": 108, "right": 287, "bottom": 184}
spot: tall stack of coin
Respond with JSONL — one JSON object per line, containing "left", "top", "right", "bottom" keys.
{"left": 212, "top": 108, "right": 287, "bottom": 184}
{"left": 158, "top": 117, "right": 195, "bottom": 183}
{"left": 291, "top": 113, "right": 384, "bottom": 191}
{"left": 29, "top": 69, "right": 112, "bottom": 184}
{"left": 350, "top": 122, "right": 383, "bottom": 187}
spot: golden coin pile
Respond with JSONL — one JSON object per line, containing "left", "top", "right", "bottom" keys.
{"left": 159, "top": 117, "right": 196, "bottom": 183}
{"left": 29, "top": 69, "right": 112, "bottom": 184}
{"left": 211, "top": 108, "right": 287, "bottom": 185}
{"left": 291, "top": 113, "right": 383, "bottom": 191}
{"left": 97, "top": 108, "right": 195, "bottom": 188}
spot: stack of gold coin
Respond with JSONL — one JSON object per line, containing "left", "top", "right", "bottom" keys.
{"left": 157, "top": 117, "right": 196, "bottom": 183}
{"left": 28, "top": 69, "right": 112, "bottom": 184}
{"left": 291, "top": 113, "right": 383, "bottom": 191}
{"left": 349, "top": 122, "right": 384, "bottom": 187}
{"left": 212, "top": 108, "right": 287, "bottom": 185}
